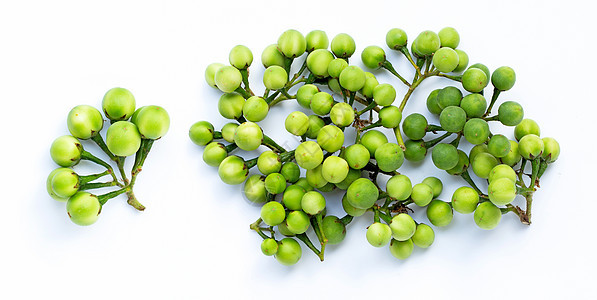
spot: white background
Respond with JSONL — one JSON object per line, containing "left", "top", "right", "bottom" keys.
{"left": 1, "top": 0, "right": 595, "bottom": 299}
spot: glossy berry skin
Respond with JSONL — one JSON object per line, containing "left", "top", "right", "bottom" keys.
{"left": 47, "top": 168, "right": 69, "bottom": 202}
{"left": 491, "top": 66, "right": 516, "bottom": 91}
{"left": 277, "top": 29, "right": 306, "bottom": 58}
{"left": 133, "top": 105, "right": 170, "bottom": 140}
{"left": 317, "top": 125, "right": 344, "bottom": 153}
{"left": 301, "top": 191, "right": 326, "bottom": 215}
{"left": 439, "top": 106, "right": 466, "bottom": 133}
{"left": 243, "top": 175, "right": 267, "bottom": 204}
{"left": 488, "top": 177, "right": 517, "bottom": 206}
{"left": 462, "top": 68, "right": 488, "bottom": 93}
{"left": 261, "top": 201, "right": 286, "bottom": 226}
{"left": 322, "top": 216, "right": 346, "bottom": 245}
{"left": 327, "top": 58, "right": 348, "bottom": 79}
{"left": 415, "top": 30, "right": 440, "bottom": 55}
{"left": 514, "top": 119, "right": 540, "bottom": 141}
{"left": 366, "top": 222, "right": 392, "bottom": 247}
{"left": 426, "top": 200, "right": 453, "bottom": 227}
{"left": 214, "top": 65, "right": 242, "bottom": 93}
{"left": 446, "top": 150, "right": 470, "bottom": 176}
{"left": 331, "top": 33, "right": 356, "bottom": 58}
{"left": 285, "top": 111, "right": 310, "bottom": 136}
{"left": 432, "top": 47, "right": 459, "bottom": 73}
{"left": 453, "top": 49, "right": 469, "bottom": 72}
{"left": 437, "top": 86, "right": 462, "bottom": 109}
{"left": 390, "top": 213, "right": 416, "bottom": 241}
{"left": 460, "top": 94, "right": 487, "bottom": 118}
{"left": 280, "top": 162, "right": 300, "bottom": 183}
{"left": 263, "top": 66, "right": 288, "bottom": 90}
{"left": 296, "top": 84, "right": 319, "bottom": 109}
{"left": 295, "top": 141, "right": 324, "bottom": 170}
{"left": 321, "top": 156, "right": 349, "bottom": 184}
{"left": 257, "top": 151, "right": 281, "bottom": 175}
{"left": 542, "top": 137, "right": 560, "bottom": 163}
{"left": 218, "top": 93, "right": 245, "bottom": 120}
{"left": 451, "top": 186, "right": 479, "bottom": 214}
{"left": 67, "top": 105, "right": 104, "bottom": 140}
{"left": 229, "top": 45, "right": 253, "bottom": 69}
{"left": 498, "top": 101, "right": 524, "bottom": 126}
{"left": 386, "top": 175, "right": 412, "bottom": 201}
{"left": 501, "top": 140, "right": 522, "bottom": 167}
{"left": 50, "top": 135, "right": 82, "bottom": 167}
{"left": 432, "top": 143, "right": 459, "bottom": 170}
{"left": 283, "top": 185, "right": 306, "bottom": 211}
{"left": 306, "top": 49, "right": 334, "bottom": 78}
{"left": 261, "top": 238, "right": 278, "bottom": 256}
{"left": 389, "top": 239, "right": 414, "bottom": 260}
{"left": 102, "top": 87, "right": 136, "bottom": 121}
{"left": 402, "top": 113, "right": 428, "bottom": 140}
{"left": 218, "top": 156, "right": 248, "bottom": 185}
{"left": 286, "top": 211, "right": 310, "bottom": 234}
{"left": 305, "top": 30, "right": 329, "bottom": 52}
{"left": 330, "top": 102, "right": 355, "bottom": 127}
{"left": 339, "top": 66, "right": 366, "bottom": 92}
{"left": 261, "top": 44, "right": 285, "bottom": 68}
{"left": 518, "top": 134, "right": 544, "bottom": 160}
{"left": 50, "top": 168, "right": 79, "bottom": 198}
{"left": 275, "top": 238, "right": 302, "bottom": 266}
{"left": 344, "top": 144, "right": 370, "bottom": 170}
{"left": 234, "top": 122, "right": 263, "bottom": 151}
{"left": 386, "top": 28, "right": 408, "bottom": 50}
{"left": 438, "top": 27, "right": 460, "bottom": 48}
{"left": 463, "top": 118, "right": 490, "bottom": 145}
{"left": 361, "top": 46, "right": 386, "bottom": 69}
{"left": 422, "top": 177, "right": 443, "bottom": 198}
{"left": 66, "top": 192, "right": 101, "bottom": 226}
{"left": 373, "top": 83, "right": 396, "bottom": 107}
{"left": 375, "top": 143, "right": 404, "bottom": 172}
{"left": 346, "top": 178, "right": 379, "bottom": 209}
{"left": 106, "top": 121, "right": 142, "bottom": 157}
{"left": 474, "top": 202, "right": 502, "bottom": 230}
{"left": 310, "top": 92, "right": 334, "bottom": 116}
{"left": 488, "top": 134, "right": 511, "bottom": 158}
{"left": 411, "top": 183, "right": 434, "bottom": 207}
{"left": 243, "top": 96, "right": 269, "bottom": 122}
{"left": 205, "top": 63, "right": 225, "bottom": 87}
{"left": 412, "top": 224, "right": 435, "bottom": 248}
{"left": 189, "top": 121, "right": 214, "bottom": 146}
{"left": 472, "top": 152, "right": 499, "bottom": 179}
{"left": 379, "top": 106, "right": 401, "bottom": 128}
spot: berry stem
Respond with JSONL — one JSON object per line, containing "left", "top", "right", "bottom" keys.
{"left": 78, "top": 170, "right": 110, "bottom": 184}
{"left": 130, "top": 139, "right": 154, "bottom": 187}
{"left": 340, "top": 215, "right": 353, "bottom": 226}
{"left": 356, "top": 101, "right": 377, "bottom": 116}
{"left": 484, "top": 87, "right": 501, "bottom": 117}
{"left": 400, "top": 47, "right": 421, "bottom": 77}
{"left": 360, "top": 120, "right": 382, "bottom": 131}
{"left": 424, "top": 132, "right": 453, "bottom": 149}
{"left": 91, "top": 134, "right": 117, "bottom": 162}
{"left": 436, "top": 73, "right": 462, "bottom": 82}
{"left": 296, "top": 233, "right": 324, "bottom": 261}
{"left": 262, "top": 135, "right": 287, "bottom": 153}
{"left": 79, "top": 181, "right": 118, "bottom": 190}
{"left": 382, "top": 60, "right": 410, "bottom": 87}
{"left": 460, "top": 170, "right": 485, "bottom": 196}
{"left": 125, "top": 188, "right": 145, "bottom": 211}
{"left": 97, "top": 187, "right": 128, "bottom": 205}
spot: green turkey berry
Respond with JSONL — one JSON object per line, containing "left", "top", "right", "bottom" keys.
{"left": 277, "top": 29, "right": 306, "bottom": 58}
{"left": 361, "top": 45, "right": 386, "bottom": 69}
{"left": 386, "top": 28, "right": 408, "bottom": 50}
{"left": 189, "top": 121, "right": 214, "bottom": 146}
{"left": 411, "top": 37, "right": 423, "bottom": 58}
{"left": 501, "top": 140, "right": 522, "bottom": 167}
{"left": 463, "top": 118, "right": 490, "bottom": 145}
{"left": 67, "top": 192, "right": 101, "bottom": 226}
{"left": 263, "top": 66, "right": 288, "bottom": 90}
{"left": 432, "top": 47, "right": 459, "bottom": 73}
{"left": 437, "top": 86, "right": 463, "bottom": 109}
{"left": 265, "top": 173, "right": 286, "bottom": 194}
{"left": 102, "top": 87, "right": 136, "bottom": 121}
{"left": 360, "top": 130, "right": 388, "bottom": 156}
{"left": 218, "top": 155, "right": 248, "bottom": 185}
{"left": 402, "top": 113, "right": 428, "bottom": 140}
{"left": 234, "top": 122, "right": 263, "bottom": 151}
{"left": 412, "top": 223, "right": 435, "bottom": 248}
{"left": 305, "top": 30, "right": 329, "bottom": 52}
{"left": 50, "top": 135, "right": 82, "bottom": 167}
{"left": 275, "top": 238, "right": 302, "bottom": 266}
{"left": 426, "top": 200, "right": 453, "bottom": 227}
{"left": 306, "top": 164, "right": 328, "bottom": 189}
{"left": 426, "top": 89, "right": 442, "bottom": 115}
{"left": 310, "top": 92, "right": 334, "bottom": 116}
{"left": 389, "top": 239, "right": 414, "bottom": 260}
{"left": 514, "top": 119, "right": 540, "bottom": 141}
{"left": 488, "top": 178, "right": 517, "bottom": 206}
{"left": 518, "top": 134, "right": 544, "bottom": 160}
{"left": 403, "top": 139, "right": 427, "bottom": 162}
{"left": 47, "top": 168, "right": 71, "bottom": 202}
{"left": 214, "top": 65, "right": 242, "bottom": 93}
{"left": 261, "top": 201, "right": 286, "bottom": 226}
{"left": 360, "top": 72, "right": 378, "bottom": 99}
{"left": 286, "top": 211, "right": 310, "bottom": 234}
{"left": 243, "top": 175, "right": 267, "bottom": 204}
{"left": 488, "top": 134, "right": 511, "bottom": 158}
{"left": 218, "top": 93, "right": 245, "bottom": 120}
{"left": 344, "top": 144, "right": 370, "bottom": 169}
{"left": 283, "top": 184, "right": 306, "bottom": 211}
{"left": 453, "top": 49, "right": 469, "bottom": 72}
{"left": 375, "top": 143, "right": 404, "bottom": 172}
{"left": 331, "top": 33, "right": 356, "bottom": 58}
{"left": 472, "top": 152, "right": 499, "bottom": 179}
{"left": 498, "top": 101, "right": 524, "bottom": 126}
{"left": 327, "top": 58, "right": 348, "bottom": 79}
{"left": 261, "top": 44, "right": 285, "bottom": 68}
{"left": 106, "top": 121, "right": 141, "bottom": 157}
{"left": 285, "top": 111, "right": 310, "bottom": 136}
{"left": 229, "top": 45, "right": 253, "bottom": 69}
{"left": 415, "top": 30, "right": 440, "bottom": 55}
{"left": 542, "top": 137, "right": 560, "bottom": 163}
{"left": 221, "top": 123, "right": 238, "bottom": 143}
{"left": 439, "top": 106, "right": 467, "bottom": 133}
{"left": 460, "top": 94, "right": 487, "bottom": 118}
{"left": 257, "top": 150, "right": 282, "bottom": 175}
{"left": 339, "top": 66, "right": 366, "bottom": 92}
{"left": 296, "top": 84, "right": 319, "bottom": 109}
{"left": 469, "top": 144, "right": 489, "bottom": 162}
{"left": 277, "top": 222, "right": 296, "bottom": 237}
{"left": 205, "top": 63, "right": 224, "bottom": 87}
{"left": 280, "top": 162, "right": 300, "bottom": 183}
{"left": 438, "top": 27, "right": 460, "bottom": 48}
{"left": 379, "top": 106, "right": 402, "bottom": 128}
{"left": 390, "top": 213, "right": 416, "bottom": 241}
{"left": 342, "top": 193, "right": 367, "bottom": 217}
{"left": 491, "top": 66, "right": 516, "bottom": 91}
{"left": 305, "top": 115, "right": 325, "bottom": 139}
{"left": 346, "top": 178, "right": 379, "bottom": 209}
{"left": 317, "top": 125, "right": 344, "bottom": 153}
{"left": 301, "top": 191, "right": 326, "bottom": 215}
{"left": 411, "top": 183, "right": 434, "bottom": 207}
{"left": 321, "top": 156, "right": 349, "bottom": 184}
{"left": 67, "top": 105, "right": 104, "bottom": 140}
{"left": 422, "top": 177, "right": 443, "bottom": 198}
{"left": 335, "top": 168, "right": 361, "bottom": 190}
{"left": 488, "top": 164, "right": 517, "bottom": 183}
{"left": 432, "top": 143, "right": 459, "bottom": 170}
{"left": 202, "top": 142, "right": 228, "bottom": 167}
{"left": 366, "top": 222, "right": 393, "bottom": 247}
{"left": 306, "top": 49, "right": 334, "bottom": 78}
{"left": 134, "top": 105, "right": 170, "bottom": 140}
{"left": 243, "top": 96, "right": 269, "bottom": 122}
{"left": 446, "top": 150, "right": 470, "bottom": 176}
{"left": 373, "top": 83, "right": 396, "bottom": 106}
{"left": 322, "top": 216, "right": 346, "bottom": 245}
{"left": 451, "top": 186, "right": 479, "bottom": 214}
{"left": 386, "top": 175, "right": 412, "bottom": 201}
{"left": 295, "top": 141, "right": 324, "bottom": 170}
{"left": 261, "top": 238, "right": 278, "bottom": 256}
{"left": 468, "top": 63, "right": 491, "bottom": 80}
{"left": 330, "top": 102, "right": 355, "bottom": 127}
{"left": 462, "top": 68, "right": 488, "bottom": 93}
{"left": 50, "top": 168, "right": 79, "bottom": 198}
{"left": 474, "top": 202, "right": 502, "bottom": 230}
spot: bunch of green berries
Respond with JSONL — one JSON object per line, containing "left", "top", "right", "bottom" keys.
{"left": 190, "top": 27, "right": 560, "bottom": 265}
{"left": 48, "top": 87, "right": 170, "bottom": 226}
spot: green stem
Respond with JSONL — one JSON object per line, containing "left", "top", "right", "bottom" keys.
{"left": 240, "top": 69, "right": 254, "bottom": 96}
{"left": 348, "top": 91, "right": 356, "bottom": 106}
{"left": 382, "top": 60, "right": 410, "bottom": 87}
{"left": 436, "top": 73, "right": 462, "bottom": 82}
{"left": 125, "top": 188, "right": 145, "bottom": 211}
{"left": 80, "top": 181, "right": 118, "bottom": 190}
{"left": 279, "top": 150, "right": 296, "bottom": 163}
{"left": 424, "top": 132, "right": 453, "bottom": 149}
{"left": 78, "top": 170, "right": 110, "bottom": 184}
{"left": 484, "top": 88, "right": 501, "bottom": 117}
{"left": 340, "top": 215, "right": 353, "bottom": 226}
{"left": 537, "top": 159, "right": 549, "bottom": 179}
{"left": 130, "top": 139, "right": 154, "bottom": 187}
{"left": 97, "top": 187, "right": 128, "bottom": 205}
{"left": 426, "top": 124, "right": 444, "bottom": 132}
{"left": 91, "top": 134, "right": 116, "bottom": 161}
{"left": 296, "top": 233, "right": 324, "bottom": 261}
{"left": 115, "top": 156, "right": 129, "bottom": 185}
{"left": 245, "top": 157, "right": 259, "bottom": 169}
{"left": 262, "top": 135, "right": 287, "bottom": 153}
{"left": 461, "top": 170, "right": 484, "bottom": 196}
{"left": 530, "top": 158, "right": 540, "bottom": 189}
{"left": 400, "top": 47, "right": 421, "bottom": 76}
{"left": 361, "top": 120, "right": 382, "bottom": 131}
{"left": 356, "top": 101, "right": 377, "bottom": 116}
{"left": 234, "top": 87, "right": 251, "bottom": 99}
